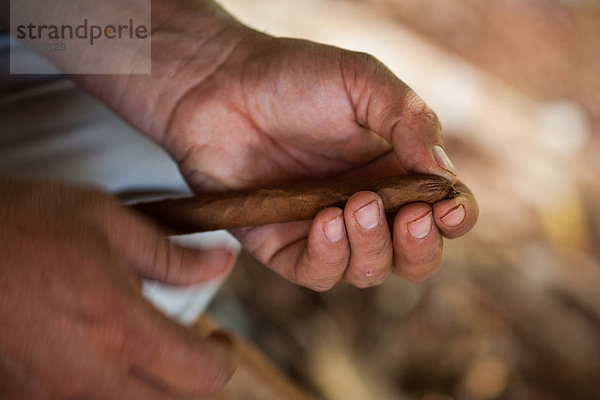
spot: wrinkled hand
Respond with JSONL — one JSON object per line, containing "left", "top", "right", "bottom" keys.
{"left": 0, "top": 180, "right": 237, "bottom": 399}
{"left": 81, "top": 1, "right": 479, "bottom": 290}
{"left": 158, "top": 30, "right": 478, "bottom": 290}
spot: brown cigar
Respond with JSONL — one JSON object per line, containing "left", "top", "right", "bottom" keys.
{"left": 132, "top": 174, "right": 457, "bottom": 234}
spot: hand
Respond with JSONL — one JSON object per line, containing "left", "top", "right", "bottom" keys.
{"left": 77, "top": 0, "right": 478, "bottom": 290}
{"left": 157, "top": 28, "right": 478, "bottom": 289}
{"left": 0, "top": 180, "right": 237, "bottom": 399}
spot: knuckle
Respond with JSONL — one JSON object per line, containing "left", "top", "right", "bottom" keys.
{"left": 71, "top": 190, "right": 122, "bottom": 222}
{"left": 151, "top": 241, "right": 184, "bottom": 283}
{"left": 343, "top": 241, "right": 392, "bottom": 288}
{"left": 78, "top": 186, "right": 115, "bottom": 206}
{"left": 340, "top": 49, "right": 386, "bottom": 94}
{"left": 403, "top": 151, "right": 431, "bottom": 170}
{"left": 402, "top": 90, "right": 442, "bottom": 130}
{"left": 297, "top": 249, "right": 347, "bottom": 291}
{"left": 363, "top": 241, "right": 391, "bottom": 262}
{"left": 163, "top": 245, "right": 184, "bottom": 282}
{"left": 352, "top": 234, "right": 391, "bottom": 263}
{"left": 345, "top": 49, "right": 380, "bottom": 69}
{"left": 402, "top": 89, "right": 428, "bottom": 114}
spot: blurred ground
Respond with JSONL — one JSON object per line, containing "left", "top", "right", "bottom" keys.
{"left": 207, "top": 1, "right": 600, "bottom": 399}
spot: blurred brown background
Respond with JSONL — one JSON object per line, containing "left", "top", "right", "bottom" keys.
{"left": 207, "top": 1, "right": 600, "bottom": 399}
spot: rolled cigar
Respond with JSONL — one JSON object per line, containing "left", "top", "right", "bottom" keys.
{"left": 133, "top": 174, "right": 457, "bottom": 234}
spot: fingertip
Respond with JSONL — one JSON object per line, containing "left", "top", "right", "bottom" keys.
{"left": 387, "top": 99, "right": 457, "bottom": 183}
{"left": 406, "top": 210, "right": 433, "bottom": 239}
{"left": 390, "top": 139, "right": 458, "bottom": 185}
{"left": 440, "top": 204, "right": 466, "bottom": 227}
{"left": 344, "top": 191, "right": 384, "bottom": 230}
{"left": 394, "top": 202, "right": 434, "bottom": 239}
{"left": 317, "top": 207, "right": 346, "bottom": 243}
{"left": 417, "top": 146, "right": 458, "bottom": 185}
{"left": 160, "top": 246, "right": 238, "bottom": 286}
{"left": 200, "top": 247, "right": 239, "bottom": 273}
{"left": 433, "top": 191, "right": 479, "bottom": 239}
{"left": 392, "top": 203, "right": 443, "bottom": 282}
{"left": 432, "top": 145, "right": 458, "bottom": 184}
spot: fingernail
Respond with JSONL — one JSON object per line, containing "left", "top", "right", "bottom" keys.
{"left": 355, "top": 200, "right": 380, "bottom": 230}
{"left": 408, "top": 212, "right": 432, "bottom": 239}
{"left": 208, "top": 249, "right": 237, "bottom": 269}
{"left": 441, "top": 204, "right": 465, "bottom": 227}
{"left": 323, "top": 215, "right": 345, "bottom": 242}
{"left": 433, "top": 145, "right": 457, "bottom": 176}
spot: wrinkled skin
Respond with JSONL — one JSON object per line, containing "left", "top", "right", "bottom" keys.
{"left": 80, "top": 0, "right": 478, "bottom": 289}
{"left": 0, "top": 0, "right": 479, "bottom": 398}
{"left": 0, "top": 181, "right": 237, "bottom": 399}
{"left": 151, "top": 30, "right": 479, "bottom": 289}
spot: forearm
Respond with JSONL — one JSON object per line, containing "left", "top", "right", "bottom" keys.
{"left": 2, "top": 0, "right": 252, "bottom": 141}
{"left": 77, "top": 0, "right": 251, "bottom": 141}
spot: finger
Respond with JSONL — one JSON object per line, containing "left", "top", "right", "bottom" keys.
{"left": 122, "top": 302, "right": 237, "bottom": 397}
{"left": 140, "top": 242, "right": 237, "bottom": 286}
{"left": 231, "top": 220, "right": 312, "bottom": 268}
{"left": 341, "top": 51, "right": 457, "bottom": 183}
{"left": 255, "top": 208, "right": 350, "bottom": 291}
{"left": 99, "top": 205, "right": 237, "bottom": 285}
{"left": 392, "top": 202, "right": 443, "bottom": 282}
{"left": 433, "top": 180, "right": 479, "bottom": 239}
{"left": 343, "top": 191, "right": 392, "bottom": 288}
{"left": 232, "top": 209, "right": 350, "bottom": 291}
{"left": 295, "top": 207, "right": 350, "bottom": 291}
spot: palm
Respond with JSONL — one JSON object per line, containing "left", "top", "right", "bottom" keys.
{"left": 164, "top": 38, "right": 404, "bottom": 281}
{"left": 158, "top": 35, "right": 476, "bottom": 288}
{"left": 168, "top": 37, "right": 398, "bottom": 192}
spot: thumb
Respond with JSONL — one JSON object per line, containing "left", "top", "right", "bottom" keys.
{"left": 136, "top": 242, "right": 238, "bottom": 286}
{"left": 101, "top": 205, "right": 239, "bottom": 285}
{"left": 341, "top": 51, "right": 458, "bottom": 183}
